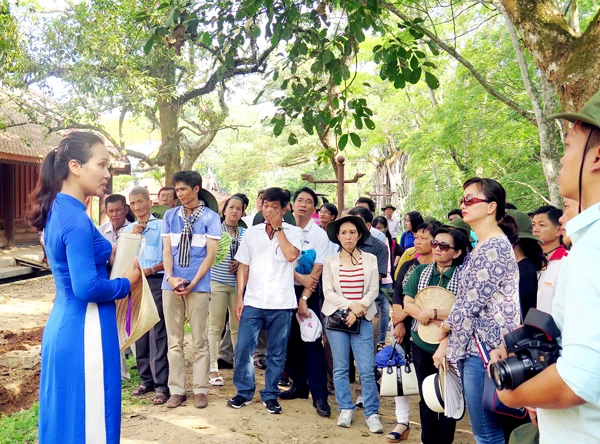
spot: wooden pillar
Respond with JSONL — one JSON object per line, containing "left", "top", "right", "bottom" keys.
{"left": 1, "top": 164, "right": 16, "bottom": 248}
{"left": 336, "top": 154, "right": 345, "bottom": 210}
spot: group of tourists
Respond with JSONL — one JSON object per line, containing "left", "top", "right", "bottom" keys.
{"left": 27, "top": 89, "right": 600, "bottom": 444}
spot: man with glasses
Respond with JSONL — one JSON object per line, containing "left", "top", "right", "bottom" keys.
{"left": 99, "top": 194, "right": 131, "bottom": 246}
{"left": 280, "top": 187, "right": 331, "bottom": 417}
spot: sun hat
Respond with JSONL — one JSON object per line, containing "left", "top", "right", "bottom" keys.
{"left": 116, "top": 270, "right": 160, "bottom": 352}
{"left": 295, "top": 309, "right": 323, "bottom": 342}
{"left": 198, "top": 189, "right": 219, "bottom": 213}
{"left": 507, "top": 209, "right": 541, "bottom": 243}
{"left": 252, "top": 209, "right": 296, "bottom": 226}
{"left": 382, "top": 203, "right": 396, "bottom": 211}
{"left": 413, "top": 287, "right": 455, "bottom": 344}
{"left": 548, "top": 90, "right": 600, "bottom": 128}
{"left": 326, "top": 215, "right": 371, "bottom": 245}
{"left": 442, "top": 217, "right": 475, "bottom": 243}
{"left": 422, "top": 366, "right": 445, "bottom": 413}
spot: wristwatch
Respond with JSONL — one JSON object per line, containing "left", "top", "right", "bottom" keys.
{"left": 166, "top": 275, "right": 173, "bottom": 282}
{"left": 301, "top": 295, "right": 309, "bottom": 301}
{"left": 151, "top": 266, "right": 157, "bottom": 275}
{"left": 275, "top": 226, "right": 283, "bottom": 232}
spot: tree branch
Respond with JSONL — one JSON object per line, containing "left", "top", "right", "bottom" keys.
{"left": 382, "top": 1, "right": 537, "bottom": 124}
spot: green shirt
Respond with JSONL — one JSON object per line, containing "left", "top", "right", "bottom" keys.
{"left": 404, "top": 263, "right": 457, "bottom": 354}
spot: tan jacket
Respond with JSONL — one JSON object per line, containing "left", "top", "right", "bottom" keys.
{"left": 322, "top": 251, "right": 380, "bottom": 320}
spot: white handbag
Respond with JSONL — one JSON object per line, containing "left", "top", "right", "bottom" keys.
{"left": 379, "top": 345, "right": 419, "bottom": 397}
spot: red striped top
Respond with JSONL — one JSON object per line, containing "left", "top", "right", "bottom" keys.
{"left": 340, "top": 258, "right": 364, "bottom": 300}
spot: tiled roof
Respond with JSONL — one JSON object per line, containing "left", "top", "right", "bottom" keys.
{"left": 0, "top": 98, "right": 64, "bottom": 164}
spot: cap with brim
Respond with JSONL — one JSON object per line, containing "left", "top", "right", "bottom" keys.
{"left": 507, "top": 209, "right": 542, "bottom": 243}
{"left": 443, "top": 217, "right": 475, "bottom": 243}
{"left": 382, "top": 203, "right": 396, "bottom": 211}
{"left": 253, "top": 210, "right": 296, "bottom": 226}
{"left": 414, "top": 287, "right": 455, "bottom": 344}
{"left": 198, "top": 189, "right": 219, "bottom": 213}
{"left": 548, "top": 90, "right": 600, "bottom": 128}
{"left": 326, "top": 215, "right": 371, "bottom": 245}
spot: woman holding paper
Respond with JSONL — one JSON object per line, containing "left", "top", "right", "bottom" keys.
{"left": 28, "top": 132, "right": 140, "bottom": 444}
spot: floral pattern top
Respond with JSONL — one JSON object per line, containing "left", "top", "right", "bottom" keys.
{"left": 446, "top": 235, "right": 521, "bottom": 362}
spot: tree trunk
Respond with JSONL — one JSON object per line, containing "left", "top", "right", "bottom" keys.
{"left": 498, "top": 2, "right": 562, "bottom": 205}
{"left": 500, "top": 0, "right": 600, "bottom": 112}
{"left": 155, "top": 58, "right": 180, "bottom": 184}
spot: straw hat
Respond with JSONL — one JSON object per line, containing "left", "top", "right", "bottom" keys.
{"left": 116, "top": 268, "right": 160, "bottom": 352}
{"left": 414, "top": 286, "right": 455, "bottom": 344}
{"left": 326, "top": 215, "right": 371, "bottom": 245}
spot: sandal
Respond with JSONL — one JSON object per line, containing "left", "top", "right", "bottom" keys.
{"left": 152, "top": 392, "right": 169, "bottom": 405}
{"left": 132, "top": 385, "right": 154, "bottom": 396}
{"left": 209, "top": 374, "right": 224, "bottom": 386}
{"left": 387, "top": 423, "right": 410, "bottom": 443}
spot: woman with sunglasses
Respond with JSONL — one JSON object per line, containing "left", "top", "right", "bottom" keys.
{"left": 401, "top": 227, "right": 467, "bottom": 444}
{"left": 388, "top": 222, "right": 438, "bottom": 443}
{"left": 208, "top": 195, "right": 247, "bottom": 386}
{"left": 434, "top": 178, "right": 521, "bottom": 444}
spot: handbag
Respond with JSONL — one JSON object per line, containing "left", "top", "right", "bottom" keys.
{"left": 326, "top": 309, "right": 360, "bottom": 334}
{"left": 379, "top": 340, "right": 419, "bottom": 397}
{"left": 474, "top": 333, "right": 527, "bottom": 419}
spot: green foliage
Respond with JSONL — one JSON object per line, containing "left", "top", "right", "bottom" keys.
{"left": 0, "top": 403, "right": 38, "bottom": 444}
{"left": 121, "top": 355, "right": 151, "bottom": 407}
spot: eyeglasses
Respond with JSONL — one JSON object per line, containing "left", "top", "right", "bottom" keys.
{"left": 460, "top": 196, "right": 490, "bottom": 207}
{"left": 296, "top": 198, "right": 315, "bottom": 207}
{"left": 430, "top": 240, "right": 456, "bottom": 252}
{"left": 319, "top": 210, "right": 332, "bottom": 215}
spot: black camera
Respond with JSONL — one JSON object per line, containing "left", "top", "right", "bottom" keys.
{"left": 490, "top": 309, "right": 562, "bottom": 390}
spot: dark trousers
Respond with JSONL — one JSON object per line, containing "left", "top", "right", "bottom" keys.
{"left": 412, "top": 342, "right": 456, "bottom": 444}
{"left": 285, "top": 285, "right": 328, "bottom": 401}
{"left": 135, "top": 275, "right": 169, "bottom": 392}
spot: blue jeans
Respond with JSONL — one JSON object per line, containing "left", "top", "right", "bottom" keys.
{"left": 459, "top": 356, "right": 505, "bottom": 444}
{"left": 376, "top": 285, "right": 392, "bottom": 343}
{"left": 233, "top": 306, "right": 293, "bottom": 402}
{"left": 327, "top": 318, "right": 380, "bottom": 417}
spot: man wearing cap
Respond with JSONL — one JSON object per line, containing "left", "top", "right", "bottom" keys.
{"left": 280, "top": 187, "right": 331, "bottom": 417}
{"left": 161, "top": 171, "right": 221, "bottom": 409}
{"left": 122, "top": 186, "right": 169, "bottom": 405}
{"left": 496, "top": 90, "right": 600, "bottom": 443}
{"left": 531, "top": 205, "right": 568, "bottom": 314}
{"left": 227, "top": 187, "right": 303, "bottom": 415}
{"left": 382, "top": 203, "right": 400, "bottom": 238}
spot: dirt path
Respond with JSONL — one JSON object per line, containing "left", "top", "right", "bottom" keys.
{"left": 0, "top": 276, "right": 474, "bottom": 443}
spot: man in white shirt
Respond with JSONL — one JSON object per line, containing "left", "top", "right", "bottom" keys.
{"left": 279, "top": 188, "right": 331, "bottom": 417}
{"left": 98, "top": 194, "right": 131, "bottom": 246}
{"left": 382, "top": 203, "right": 400, "bottom": 238}
{"left": 532, "top": 205, "right": 568, "bottom": 313}
{"left": 228, "top": 188, "right": 302, "bottom": 415}
{"left": 496, "top": 90, "right": 600, "bottom": 443}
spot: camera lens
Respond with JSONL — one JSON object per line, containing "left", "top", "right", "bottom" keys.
{"left": 491, "top": 357, "right": 529, "bottom": 390}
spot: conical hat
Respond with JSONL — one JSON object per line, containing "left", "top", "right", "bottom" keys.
{"left": 116, "top": 268, "right": 160, "bottom": 352}
{"left": 413, "top": 286, "right": 455, "bottom": 345}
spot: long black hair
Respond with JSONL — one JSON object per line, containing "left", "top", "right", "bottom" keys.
{"left": 373, "top": 215, "right": 393, "bottom": 245}
{"left": 27, "top": 132, "right": 104, "bottom": 231}
{"left": 519, "top": 239, "right": 547, "bottom": 272}
{"left": 406, "top": 211, "right": 424, "bottom": 233}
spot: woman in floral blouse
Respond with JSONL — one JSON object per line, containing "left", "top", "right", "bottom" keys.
{"left": 433, "top": 178, "right": 521, "bottom": 444}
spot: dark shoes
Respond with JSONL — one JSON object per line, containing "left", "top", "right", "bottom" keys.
{"left": 227, "top": 395, "right": 252, "bottom": 409}
{"left": 194, "top": 393, "right": 208, "bottom": 409}
{"left": 278, "top": 371, "right": 291, "bottom": 387}
{"left": 217, "top": 358, "right": 234, "bottom": 369}
{"left": 263, "top": 399, "right": 282, "bottom": 414}
{"left": 254, "top": 358, "right": 267, "bottom": 370}
{"left": 279, "top": 385, "right": 309, "bottom": 400}
{"left": 313, "top": 399, "right": 331, "bottom": 417}
{"left": 165, "top": 394, "right": 187, "bottom": 408}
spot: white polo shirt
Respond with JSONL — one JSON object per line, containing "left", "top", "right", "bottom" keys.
{"left": 293, "top": 220, "right": 329, "bottom": 286}
{"left": 536, "top": 245, "right": 568, "bottom": 314}
{"left": 235, "top": 221, "right": 303, "bottom": 310}
{"left": 386, "top": 216, "right": 400, "bottom": 238}
{"left": 98, "top": 220, "right": 131, "bottom": 246}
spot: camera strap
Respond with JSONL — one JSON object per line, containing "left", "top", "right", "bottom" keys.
{"left": 474, "top": 333, "right": 491, "bottom": 367}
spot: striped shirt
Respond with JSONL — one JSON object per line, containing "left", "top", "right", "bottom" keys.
{"left": 211, "top": 226, "right": 246, "bottom": 287}
{"left": 340, "top": 257, "right": 365, "bottom": 300}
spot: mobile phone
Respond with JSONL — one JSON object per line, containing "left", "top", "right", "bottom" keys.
{"left": 173, "top": 279, "right": 191, "bottom": 292}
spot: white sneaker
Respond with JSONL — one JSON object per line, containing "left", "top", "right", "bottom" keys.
{"left": 366, "top": 414, "right": 384, "bottom": 434}
{"left": 337, "top": 409, "right": 354, "bottom": 428}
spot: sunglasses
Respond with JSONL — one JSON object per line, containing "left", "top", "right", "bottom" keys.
{"left": 430, "top": 240, "right": 456, "bottom": 252}
{"left": 460, "top": 196, "right": 490, "bottom": 207}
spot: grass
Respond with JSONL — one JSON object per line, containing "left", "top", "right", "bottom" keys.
{"left": 0, "top": 403, "right": 39, "bottom": 444}
{"left": 184, "top": 321, "right": 192, "bottom": 335}
{"left": 121, "top": 354, "right": 150, "bottom": 408}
